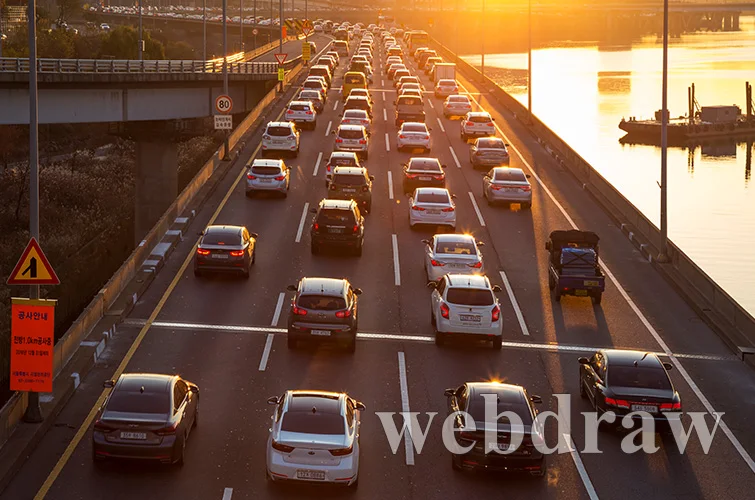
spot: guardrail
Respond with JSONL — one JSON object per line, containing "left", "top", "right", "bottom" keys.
{"left": 0, "top": 57, "right": 279, "bottom": 75}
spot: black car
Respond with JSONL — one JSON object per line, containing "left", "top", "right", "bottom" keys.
{"left": 444, "top": 382, "right": 546, "bottom": 476}
{"left": 578, "top": 349, "right": 681, "bottom": 429}
{"left": 310, "top": 199, "right": 365, "bottom": 256}
{"left": 194, "top": 225, "right": 257, "bottom": 278}
{"left": 93, "top": 373, "right": 199, "bottom": 465}
{"left": 402, "top": 157, "right": 447, "bottom": 193}
{"left": 329, "top": 166, "right": 374, "bottom": 212}
{"left": 286, "top": 277, "right": 362, "bottom": 352}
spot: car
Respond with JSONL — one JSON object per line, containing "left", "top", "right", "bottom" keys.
{"left": 443, "top": 95, "right": 473, "bottom": 117}
{"left": 418, "top": 50, "right": 438, "bottom": 69}
{"left": 396, "top": 75, "right": 421, "bottom": 90}
{"left": 408, "top": 187, "right": 456, "bottom": 231}
{"left": 308, "top": 65, "right": 332, "bottom": 87}
{"left": 578, "top": 349, "right": 682, "bottom": 429}
{"left": 298, "top": 89, "right": 325, "bottom": 113}
{"left": 100, "top": 23, "right": 111, "bottom": 30}
{"left": 435, "top": 79, "right": 459, "bottom": 98}
{"left": 317, "top": 55, "right": 337, "bottom": 73}
{"left": 194, "top": 225, "right": 257, "bottom": 278}
{"left": 399, "top": 88, "right": 423, "bottom": 102}
{"left": 325, "top": 151, "right": 362, "bottom": 185}
{"left": 428, "top": 274, "right": 504, "bottom": 348}
{"left": 314, "top": 23, "right": 324, "bottom": 32}
{"left": 326, "top": 50, "right": 340, "bottom": 63}
{"left": 284, "top": 100, "right": 317, "bottom": 130}
{"left": 423, "top": 56, "right": 443, "bottom": 73}
{"left": 347, "top": 88, "right": 373, "bottom": 104}
{"left": 302, "top": 77, "right": 327, "bottom": 99}
{"left": 387, "top": 64, "right": 406, "bottom": 79}
{"left": 344, "top": 95, "right": 373, "bottom": 118}
{"left": 399, "top": 82, "right": 423, "bottom": 96}
{"left": 422, "top": 233, "right": 484, "bottom": 281}
{"left": 309, "top": 199, "right": 365, "bottom": 256}
{"left": 384, "top": 56, "right": 402, "bottom": 72}
{"left": 333, "top": 124, "right": 370, "bottom": 159}
{"left": 341, "top": 109, "right": 372, "bottom": 130}
{"left": 470, "top": 137, "right": 510, "bottom": 168}
{"left": 482, "top": 167, "right": 532, "bottom": 208}
{"left": 261, "top": 121, "right": 300, "bottom": 157}
{"left": 397, "top": 122, "right": 432, "bottom": 152}
{"left": 402, "top": 157, "right": 446, "bottom": 193}
{"left": 392, "top": 69, "right": 411, "bottom": 83}
{"left": 265, "top": 390, "right": 364, "bottom": 483}
{"left": 443, "top": 382, "right": 546, "bottom": 475}
{"left": 461, "top": 111, "right": 496, "bottom": 141}
{"left": 93, "top": 374, "right": 198, "bottom": 465}
{"left": 413, "top": 47, "right": 430, "bottom": 60}
{"left": 245, "top": 158, "right": 290, "bottom": 197}
{"left": 328, "top": 166, "right": 374, "bottom": 213}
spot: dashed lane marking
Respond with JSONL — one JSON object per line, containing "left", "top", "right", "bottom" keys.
{"left": 388, "top": 171, "right": 394, "bottom": 200}
{"left": 385, "top": 132, "right": 391, "bottom": 152}
{"left": 312, "top": 151, "right": 323, "bottom": 177}
{"left": 222, "top": 487, "right": 233, "bottom": 500}
{"left": 324, "top": 120, "right": 332, "bottom": 137}
{"left": 449, "top": 146, "right": 461, "bottom": 168}
{"left": 499, "top": 271, "right": 529, "bottom": 336}
{"left": 295, "top": 203, "right": 309, "bottom": 243}
{"left": 468, "top": 191, "right": 486, "bottom": 227}
{"left": 398, "top": 352, "right": 414, "bottom": 466}
{"left": 436, "top": 117, "right": 445, "bottom": 133}
{"left": 392, "top": 234, "right": 401, "bottom": 286}
{"left": 383, "top": 108, "right": 388, "bottom": 121}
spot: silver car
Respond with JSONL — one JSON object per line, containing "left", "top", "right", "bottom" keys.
{"left": 422, "top": 233, "right": 485, "bottom": 281}
{"left": 482, "top": 167, "right": 533, "bottom": 208}
{"left": 443, "top": 95, "right": 473, "bottom": 118}
{"left": 285, "top": 100, "right": 317, "bottom": 131}
{"left": 341, "top": 109, "right": 372, "bottom": 130}
{"left": 461, "top": 111, "right": 496, "bottom": 141}
{"left": 470, "top": 137, "right": 510, "bottom": 168}
{"left": 408, "top": 187, "right": 457, "bottom": 231}
{"left": 261, "top": 121, "right": 300, "bottom": 157}
{"left": 246, "top": 159, "right": 290, "bottom": 197}
{"left": 397, "top": 122, "right": 432, "bottom": 153}
{"left": 436, "top": 79, "right": 460, "bottom": 98}
{"left": 333, "top": 124, "right": 370, "bottom": 159}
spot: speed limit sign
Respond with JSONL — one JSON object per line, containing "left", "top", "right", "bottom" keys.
{"left": 252, "top": 28, "right": 259, "bottom": 35}
{"left": 215, "top": 95, "right": 233, "bottom": 114}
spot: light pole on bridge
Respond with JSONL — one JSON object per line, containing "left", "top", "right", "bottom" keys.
{"left": 527, "top": 0, "right": 532, "bottom": 122}
{"left": 138, "top": 0, "right": 143, "bottom": 60}
{"left": 658, "top": 0, "right": 670, "bottom": 262}
{"left": 203, "top": 0, "right": 207, "bottom": 61}
{"left": 223, "top": 0, "right": 230, "bottom": 158}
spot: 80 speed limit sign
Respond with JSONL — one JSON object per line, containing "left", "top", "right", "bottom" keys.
{"left": 215, "top": 95, "right": 233, "bottom": 114}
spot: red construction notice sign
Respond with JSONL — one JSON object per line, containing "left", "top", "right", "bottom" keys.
{"left": 10, "top": 298, "right": 57, "bottom": 392}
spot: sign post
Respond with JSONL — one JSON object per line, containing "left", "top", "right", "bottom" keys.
{"left": 214, "top": 94, "right": 233, "bottom": 130}
{"left": 275, "top": 53, "right": 287, "bottom": 85}
{"left": 10, "top": 298, "right": 57, "bottom": 394}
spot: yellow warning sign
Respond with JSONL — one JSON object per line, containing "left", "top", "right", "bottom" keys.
{"left": 278, "top": 67, "right": 285, "bottom": 81}
{"left": 302, "top": 41, "right": 311, "bottom": 61}
{"left": 7, "top": 238, "right": 60, "bottom": 285}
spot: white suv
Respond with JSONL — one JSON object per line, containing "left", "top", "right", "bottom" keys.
{"left": 428, "top": 274, "right": 503, "bottom": 348}
{"left": 284, "top": 101, "right": 317, "bottom": 131}
{"left": 261, "top": 122, "right": 300, "bottom": 157}
{"left": 460, "top": 111, "right": 496, "bottom": 142}
{"left": 333, "top": 124, "right": 370, "bottom": 160}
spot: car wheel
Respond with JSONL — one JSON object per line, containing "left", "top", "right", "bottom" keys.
{"left": 92, "top": 447, "right": 105, "bottom": 464}
{"left": 293, "top": 148, "right": 299, "bottom": 158}
{"left": 548, "top": 274, "right": 555, "bottom": 290}
{"left": 193, "top": 268, "right": 202, "bottom": 277}
{"left": 174, "top": 434, "right": 186, "bottom": 466}
{"left": 245, "top": 190, "right": 253, "bottom": 198}
{"left": 530, "top": 459, "right": 547, "bottom": 478}
{"left": 492, "top": 335, "right": 502, "bottom": 350}
{"left": 311, "top": 120, "right": 317, "bottom": 131}
{"left": 430, "top": 309, "right": 436, "bottom": 327}
{"left": 355, "top": 241, "right": 363, "bottom": 257}
{"left": 365, "top": 201, "right": 372, "bottom": 213}
{"left": 287, "top": 335, "right": 297, "bottom": 349}
{"left": 192, "top": 403, "right": 199, "bottom": 428}
{"left": 350, "top": 474, "right": 359, "bottom": 488}
{"left": 363, "top": 152, "right": 369, "bottom": 160}
{"left": 592, "top": 292, "right": 602, "bottom": 305}
{"left": 346, "top": 336, "right": 356, "bottom": 353}
{"left": 554, "top": 287, "right": 562, "bottom": 302}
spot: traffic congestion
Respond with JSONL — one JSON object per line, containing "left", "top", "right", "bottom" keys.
{"left": 14, "top": 18, "right": 755, "bottom": 500}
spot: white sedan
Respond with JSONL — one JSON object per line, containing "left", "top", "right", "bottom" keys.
{"left": 422, "top": 233, "right": 485, "bottom": 281}
{"left": 341, "top": 109, "right": 372, "bottom": 130}
{"left": 266, "top": 390, "right": 364, "bottom": 486}
{"left": 397, "top": 122, "right": 432, "bottom": 152}
{"left": 409, "top": 187, "right": 456, "bottom": 230}
{"left": 443, "top": 95, "right": 473, "bottom": 118}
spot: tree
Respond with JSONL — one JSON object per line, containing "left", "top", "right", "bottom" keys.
{"left": 56, "top": 0, "right": 81, "bottom": 24}
{"left": 165, "top": 41, "right": 195, "bottom": 60}
{"left": 100, "top": 25, "right": 165, "bottom": 60}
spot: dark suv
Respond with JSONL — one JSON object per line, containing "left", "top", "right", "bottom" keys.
{"left": 286, "top": 277, "right": 362, "bottom": 352}
{"left": 329, "top": 166, "right": 374, "bottom": 213}
{"left": 310, "top": 199, "right": 365, "bottom": 256}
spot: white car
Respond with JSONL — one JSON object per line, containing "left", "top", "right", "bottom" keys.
{"left": 428, "top": 274, "right": 504, "bottom": 348}
{"left": 461, "top": 111, "right": 496, "bottom": 141}
{"left": 397, "top": 122, "right": 432, "bottom": 152}
{"left": 409, "top": 187, "right": 456, "bottom": 230}
{"left": 435, "top": 79, "right": 459, "bottom": 98}
{"left": 266, "top": 390, "right": 364, "bottom": 486}
{"left": 443, "top": 95, "right": 473, "bottom": 117}
{"left": 261, "top": 121, "right": 300, "bottom": 157}
{"left": 422, "top": 233, "right": 485, "bottom": 281}
{"left": 333, "top": 124, "right": 370, "bottom": 159}
{"left": 399, "top": 82, "right": 423, "bottom": 95}
{"left": 246, "top": 159, "right": 290, "bottom": 197}
{"left": 341, "top": 109, "right": 372, "bottom": 130}
{"left": 347, "top": 88, "right": 373, "bottom": 104}
{"left": 284, "top": 100, "right": 317, "bottom": 130}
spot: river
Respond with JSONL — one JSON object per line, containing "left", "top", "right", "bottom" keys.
{"left": 462, "top": 16, "right": 755, "bottom": 316}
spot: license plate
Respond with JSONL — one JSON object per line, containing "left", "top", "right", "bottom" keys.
{"left": 419, "top": 176, "right": 431, "bottom": 181}
{"left": 342, "top": 188, "right": 356, "bottom": 193}
{"left": 273, "top": 140, "right": 285, "bottom": 145}
{"left": 426, "top": 210, "right": 440, "bottom": 215}
{"left": 296, "top": 469, "right": 326, "bottom": 480}
{"left": 328, "top": 227, "right": 344, "bottom": 234}
{"left": 120, "top": 431, "right": 146, "bottom": 440}
{"left": 259, "top": 179, "right": 272, "bottom": 183}
{"left": 504, "top": 187, "right": 518, "bottom": 192}
{"left": 311, "top": 330, "right": 331, "bottom": 336}
{"left": 584, "top": 280, "right": 599, "bottom": 286}
{"left": 575, "top": 289, "right": 588, "bottom": 296}
{"left": 459, "top": 314, "right": 481, "bottom": 322}
{"left": 212, "top": 254, "right": 229, "bottom": 259}
{"left": 631, "top": 404, "right": 657, "bottom": 413}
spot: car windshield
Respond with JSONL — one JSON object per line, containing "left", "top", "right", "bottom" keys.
{"left": 297, "top": 294, "right": 348, "bottom": 310}
{"left": 608, "top": 366, "right": 672, "bottom": 391}
{"left": 470, "top": 115, "right": 492, "bottom": 123}
{"left": 416, "top": 192, "right": 449, "bottom": 203}
{"left": 446, "top": 288, "right": 494, "bottom": 306}
{"left": 436, "top": 240, "right": 475, "bottom": 254}
{"left": 299, "top": 91, "right": 320, "bottom": 99}
{"left": 478, "top": 138, "right": 504, "bottom": 149}
{"left": 310, "top": 68, "right": 328, "bottom": 76}
{"left": 345, "top": 74, "right": 365, "bottom": 84}
{"left": 403, "top": 124, "right": 426, "bottom": 133}
{"left": 289, "top": 104, "right": 310, "bottom": 111}
{"left": 267, "top": 126, "right": 293, "bottom": 137}
{"left": 339, "top": 128, "right": 365, "bottom": 139}
{"left": 107, "top": 391, "right": 168, "bottom": 414}
{"left": 334, "top": 173, "right": 366, "bottom": 186}
{"left": 317, "top": 209, "right": 356, "bottom": 225}
{"left": 251, "top": 166, "right": 281, "bottom": 175}
{"left": 202, "top": 231, "right": 241, "bottom": 245}
{"left": 281, "top": 412, "right": 346, "bottom": 435}
{"left": 494, "top": 170, "right": 527, "bottom": 182}
{"left": 344, "top": 110, "right": 367, "bottom": 119}
{"left": 304, "top": 81, "right": 323, "bottom": 89}
{"left": 331, "top": 156, "right": 357, "bottom": 166}
{"left": 408, "top": 160, "right": 441, "bottom": 172}
{"left": 467, "top": 393, "right": 533, "bottom": 425}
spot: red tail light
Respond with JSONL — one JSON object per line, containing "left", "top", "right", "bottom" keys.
{"left": 440, "top": 302, "right": 450, "bottom": 319}
{"left": 491, "top": 304, "right": 500, "bottom": 322}
{"left": 406, "top": 173, "right": 417, "bottom": 179}
{"left": 274, "top": 175, "right": 286, "bottom": 181}
{"left": 335, "top": 309, "right": 352, "bottom": 318}
{"left": 604, "top": 397, "right": 630, "bottom": 409}
{"left": 329, "top": 444, "right": 353, "bottom": 456}
{"left": 466, "top": 121, "right": 474, "bottom": 126}
{"left": 292, "top": 305, "right": 307, "bottom": 315}
{"left": 352, "top": 224, "right": 359, "bottom": 233}
{"left": 330, "top": 184, "right": 337, "bottom": 190}
{"left": 468, "top": 261, "right": 482, "bottom": 268}
{"left": 197, "top": 248, "right": 211, "bottom": 256}
{"left": 399, "top": 134, "right": 406, "bottom": 139}
{"left": 660, "top": 402, "right": 682, "bottom": 411}
{"left": 155, "top": 421, "right": 179, "bottom": 435}
{"left": 287, "top": 110, "right": 294, "bottom": 114}
{"left": 430, "top": 259, "right": 445, "bottom": 267}
{"left": 358, "top": 139, "right": 367, "bottom": 144}
{"left": 93, "top": 419, "right": 116, "bottom": 432}
{"left": 336, "top": 138, "right": 343, "bottom": 143}
{"left": 229, "top": 250, "right": 244, "bottom": 257}
{"left": 491, "top": 185, "right": 502, "bottom": 190}
{"left": 520, "top": 185, "right": 531, "bottom": 192}
{"left": 326, "top": 164, "right": 332, "bottom": 172}
{"left": 441, "top": 207, "right": 455, "bottom": 212}
{"left": 411, "top": 205, "right": 425, "bottom": 211}
{"left": 305, "top": 111, "right": 313, "bottom": 115}
{"left": 424, "top": 135, "right": 430, "bottom": 140}
{"left": 272, "top": 441, "right": 295, "bottom": 453}
{"left": 247, "top": 174, "right": 257, "bottom": 180}
{"left": 433, "top": 175, "right": 444, "bottom": 180}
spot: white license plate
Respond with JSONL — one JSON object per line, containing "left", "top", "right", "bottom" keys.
{"left": 273, "top": 140, "right": 285, "bottom": 145}
{"left": 311, "top": 329, "right": 331, "bottom": 336}
{"left": 297, "top": 469, "right": 326, "bottom": 480}
{"left": 419, "top": 176, "right": 431, "bottom": 181}
{"left": 342, "top": 188, "right": 356, "bottom": 193}
{"left": 259, "top": 179, "right": 273, "bottom": 183}
{"left": 212, "top": 254, "right": 229, "bottom": 259}
{"left": 584, "top": 280, "right": 599, "bottom": 286}
{"left": 631, "top": 404, "right": 657, "bottom": 413}
{"left": 426, "top": 210, "right": 440, "bottom": 215}
{"left": 505, "top": 187, "right": 518, "bottom": 192}
{"left": 120, "top": 431, "right": 147, "bottom": 440}
{"left": 459, "top": 314, "right": 481, "bottom": 322}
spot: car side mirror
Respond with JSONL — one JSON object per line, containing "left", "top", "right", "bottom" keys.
{"left": 355, "top": 401, "right": 366, "bottom": 411}
{"left": 103, "top": 379, "right": 115, "bottom": 388}
{"left": 309, "top": 208, "right": 318, "bottom": 214}
{"left": 267, "top": 396, "right": 280, "bottom": 405}
{"left": 331, "top": 130, "right": 336, "bottom": 135}
{"left": 250, "top": 232, "right": 259, "bottom": 239}
{"left": 428, "top": 127, "right": 432, "bottom": 131}
{"left": 196, "top": 231, "right": 204, "bottom": 236}
{"left": 526, "top": 174, "right": 532, "bottom": 179}
{"left": 353, "top": 288, "right": 363, "bottom": 295}
{"left": 441, "top": 164, "right": 448, "bottom": 169}
{"left": 369, "top": 175, "right": 375, "bottom": 180}
{"left": 426, "top": 281, "right": 437, "bottom": 289}
{"left": 578, "top": 357, "right": 589, "bottom": 365}
{"left": 545, "top": 241, "right": 551, "bottom": 251}
{"left": 444, "top": 388, "right": 455, "bottom": 397}
{"left": 530, "top": 395, "right": 542, "bottom": 404}
{"left": 504, "top": 143, "right": 510, "bottom": 147}
{"left": 476, "top": 241, "right": 485, "bottom": 246}
{"left": 492, "top": 285, "right": 502, "bottom": 292}
{"left": 421, "top": 239, "right": 430, "bottom": 245}
{"left": 492, "top": 118, "right": 496, "bottom": 121}
{"left": 451, "top": 194, "right": 457, "bottom": 199}
{"left": 663, "top": 362, "right": 673, "bottom": 371}
{"left": 286, "top": 284, "right": 297, "bottom": 291}
{"left": 189, "top": 385, "right": 199, "bottom": 394}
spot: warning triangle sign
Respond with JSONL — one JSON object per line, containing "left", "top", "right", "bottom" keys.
{"left": 274, "top": 53, "right": 287, "bottom": 65}
{"left": 7, "top": 237, "right": 60, "bottom": 285}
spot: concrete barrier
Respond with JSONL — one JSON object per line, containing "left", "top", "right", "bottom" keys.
{"left": 431, "top": 38, "right": 755, "bottom": 358}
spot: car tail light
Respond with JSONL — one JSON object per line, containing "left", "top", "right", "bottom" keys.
{"left": 468, "top": 261, "right": 482, "bottom": 268}
{"left": 604, "top": 397, "right": 630, "bottom": 409}
{"left": 247, "top": 173, "right": 257, "bottom": 179}
{"left": 272, "top": 440, "right": 295, "bottom": 453}
{"left": 286, "top": 109, "right": 294, "bottom": 114}
{"left": 93, "top": 419, "right": 116, "bottom": 432}
{"left": 430, "top": 259, "right": 445, "bottom": 267}
{"left": 313, "top": 223, "right": 320, "bottom": 231}
{"left": 274, "top": 175, "right": 286, "bottom": 181}
{"left": 358, "top": 139, "right": 367, "bottom": 144}
{"left": 440, "top": 302, "right": 450, "bottom": 319}
{"left": 520, "top": 185, "right": 531, "bottom": 192}
{"left": 229, "top": 250, "right": 244, "bottom": 257}
{"left": 491, "top": 185, "right": 502, "bottom": 191}
{"left": 336, "top": 138, "right": 343, "bottom": 143}
{"left": 363, "top": 120, "right": 369, "bottom": 125}
{"left": 305, "top": 111, "right": 313, "bottom": 115}
{"left": 292, "top": 304, "right": 307, "bottom": 316}
{"left": 660, "top": 402, "right": 682, "bottom": 411}
{"left": 361, "top": 185, "right": 369, "bottom": 192}
{"left": 329, "top": 444, "right": 353, "bottom": 456}
{"left": 406, "top": 173, "right": 417, "bottom": 179}
{"left": 196, "top": 248, "right": 211, "bottom": 256}
{"left": 475, "top": 151, "right": 482, "bottom": 156}
{"left": 492, "top": 304, "right": 500, "bottom": 322}
{"left": 352, "top": 224, "right": 359, "bottom": 233}
{"left": 411, "top": 205, "right": 425, "bottom": 211}
{"left": 466, "top": 121, "right": 474, "bottom": 126}
{"left": 424, "top": 135, "right": 430, "bottom": 140}
{"left": 433, "top": 175, "right": 444, "bottom": 180}
{"left": 263, "top": 134, "right": 271, "bottom": 140}
{"left": 335, "top": 309, "right": 352, "bottom": 318}
{"left": 487, "top": 122, "right": 494, "bottom": 127}
{"left": 399, "top": 134, "right": 406, "bottom": 139}
{"left": 441, "top": 207, "right": 455, "bottom": 212}
{"left": 155, "top": 421, "right": 179, "bottom": 435}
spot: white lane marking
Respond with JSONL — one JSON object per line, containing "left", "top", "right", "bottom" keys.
{"left": 436, "top": 117, "right": 445, "bottom": 133}
{"left": 449, "top": 146, "right": 462, "bottom": 169}
{"left": 126, "top": 319, "right": 734, "bottom": 360}
{"left": 222, "top": 487, "right": 233, "bottom": 500}
{"left": 499, "top": 271, "right": 529, "bottom": 336}
{"left": 427, "top": 100, "right": 434, "bottom": 109}
{"left": 383, "top": 108, "right": 388, "bottom": 121}
{"left": 392, "top": 234, "right": 401, "bottom": 286}
{"left": 381, "top": 79, "right": 385, "bottom": 86}
{"left": 388, "top": 171, "right": 394, "bottom": 200}
{"left": 397, "top": 352, "right": 414, "bottom": 466}
{"left": 564, "top": 434, "right": 600, "bottom": 500}
{"left": 258, "top": 334, "right": 274, "bottom": 371}
{"left": 270, "top": 292, "right": 285, "bottom": 326}
{"left": 457, "top": 79, "right": 755, "bottom": 473}
{"left": 312, "top": 151, "right": 323, "bottom": 177}
{"left": 385, "top": 132, "right": 391, "bottom": 152}
{"left": 295, "top": 202, "right": 309, "bottom": 243}
{"left": 333, "top": 99, "right": 338, "bottom": 111}
{"left": 468, "top": 192, "right": 486, "bottom": 227}
{"left": 324, "top": 120, "right": 332, "bottom": 137}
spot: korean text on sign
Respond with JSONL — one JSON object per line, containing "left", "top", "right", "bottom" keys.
{"left": 10, "top": 298, "right": 56, "bottom": 393}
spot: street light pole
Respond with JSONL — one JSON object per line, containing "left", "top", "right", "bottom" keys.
{"left": 279, "top": 0, "right": 283, "bottom": 92}
{"left": 658, "top": 0, "right": 670, "bottom": 262}
{"left": 138, "top": 0, "right": 143, "bottom": 60}
{"left": 481, "top": 0, "right": 485, "bottom": 78}
{"left": 23, "top": 0, "right": 43, "bottom": 424}
{"left": 527, "top": 0, "right": 532, "bottom": 122}
{"left": 240, "top": 0, "right": 244, "bottom": 51}
{"left": 223, "top": 0, "right": 230, "bottom": 158}
{"left": 203, "top": 0, "right": 207, "bottom": 61}
{"left": 254, "top": 0, "right": 257, "bottom": 49}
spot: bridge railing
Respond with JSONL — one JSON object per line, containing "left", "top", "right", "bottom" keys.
{"left": 0, "top": 57, "right": 279, "bottom": 75}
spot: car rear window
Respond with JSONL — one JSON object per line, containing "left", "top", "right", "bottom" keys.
{"left": 289, "top": 103, "right": 310, "bottom": 111}
{"left": 478, "top": 138, "right": 504, "bottom": 148}
{"left": 281, "top": 412, "right": 345, "bottom": 435}
{"left": 446, "top": 288, "right": 494, "bottom": 306}
{"left": 448, "top": 96, "right": 468, "bottom": 102}
{"left": 107, "top": 391, "right": 168, "bottom": 414}
{"left": 408, "top": 160, "right": 441, "bottom": 172}
{"left": 201, "top": 231, "right": 241, "bottom": 245}
{"left": 317, "top": 209, "right": 357, "bottom": 225}
{"left": 334, "top": 173, "right": 366, "bottom": 186}
{"left": 395, "top": 71, "right": 410, "bottom": 79}
{"left": 467, "top": 394, "right": 533, "bottom": 425}
{"left": 608, "top": 366, "right": 672, "bottom": 391}
{"left": 338, "top": 128, "right": 365, "bottom": 139}
{"left": 470, "top": 115, "right": 493, "bottom": 123}
{"left": 494, "top": 170, "right": 527, "bottom": 182}
{"left": 303, "top": 81, "right": 323, "bottom": 89}
{"left": 403, "top": 124, "right": 426, "bottom": 133}
{"left": 436, "top": 241, "right": 475, "bottom": 254}
{"left": 251, "top": 165, "right": 281, "bottom": 175}
{"left": 344, "top": 110, "right": 368, "bottom": 119}
{"left": 345, "top": 74, "right": 365, "bottom": 84}
{"left": 416, "top": 192, "right": 450, "bottom": 203}
{"left": 310, "top": 68, "right": 328, "bottom": 77}
{"left": 439, "top": 80, "right": 456, "bottom": 86}
{"left": 297, "top": 294, "right": 348, "bottom": 310}
{"left": 397, "top": 97, "right": 421, "bottom": 107}
{"left": 331, "top": 156, "right": 357, "bottom": 166}
{"left": 267, "top": 126, "right": 293, "bottom": 137}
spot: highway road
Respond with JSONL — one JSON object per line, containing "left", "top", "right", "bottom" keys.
{"left": 4, "top": 29, "right": 755, "bottom": 500}
{"left": 251, "top": 34, "right": 331, "bottom": 63}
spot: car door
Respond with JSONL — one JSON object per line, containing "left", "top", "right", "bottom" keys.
{"left": 431, "top": 276, "right": 447, "bottom": 319}
{"left": 173, "top": 380, "right": 190, "bottom": 435}
{"left": 424, "top": 237, "right": 435, "bottom": 276}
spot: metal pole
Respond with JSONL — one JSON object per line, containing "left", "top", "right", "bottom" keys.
{"left": 203, "top": 0, "right": 207, "bottom": 61}
{"left": 254, "top": 0, "right": 257, "bottom": 49}
{"left": 454, "top": 0, "right": 458, "bottom": 59}
{"left": 278, "top": 0, "right": 283, "bottom": 91}
{"left": 270, "top": 0, "right": 273, "bottom": 44}
{"left": 480, "top": 0, "right": 485, "bottom": 78}
{"left": 138, "top": 0, "right": 143, "bottom": 60}
{"left": 24, "top": 0, "right": 43, "bottom": 424}
{"left": 527, "top": 0, "right": 532, "bottom": 122}
{"left": 240, "top": 0, "right": 244, "bottom": 51}
{"left": 223, "top": 0, "right": 230, "bottom": 158}
{"left": 658, "top": 0, "right": 669, "bottom": 262}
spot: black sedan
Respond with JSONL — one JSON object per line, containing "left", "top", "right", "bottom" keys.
{"left": 194, "top": 225, "right": 257, "bottom": 278}
{"left": 92, "top": 373, "right": 199, "bottom": 465}
{"left": 578, "top": 349, "right": 681, "bottom": 429}
{"left": 402, "top": 157, "right": 447, "bottom": 193}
